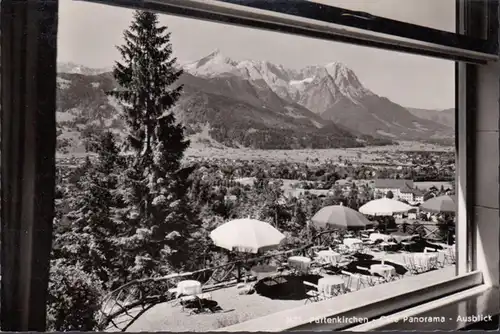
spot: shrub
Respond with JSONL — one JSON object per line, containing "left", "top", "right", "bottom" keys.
{"left": 46, "top": 260, "right": 104, "bottom": 331}
{"left": 215, "top": 313, "right": 251, "bottom": 329}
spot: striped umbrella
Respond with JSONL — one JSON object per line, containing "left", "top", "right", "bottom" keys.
{"left": 311, "top": 205, "right": 373, "bottom": 229}
{"left": 421, "top": 195, "right": 456, "bottom": 213}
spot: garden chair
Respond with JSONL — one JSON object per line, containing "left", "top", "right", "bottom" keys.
{"left": 443, "top": 246, "right": 456, "bottom": 265}
{"left": 303, "top": 281, "right": 321, "bottom": 304}
{"left": 341, "top": 270, "right": 372, "bottom": 291}
{"left": 356, "top": 266, "right": 382, "bottom": 286}
{"left": 180, "top": 292, "right": 213, "bottom": 312}
{"left": 335, "top": 244, "right": 350, "bottom": 255}
{"left": 168, "top": 287, "right": 180, "bottom": 305}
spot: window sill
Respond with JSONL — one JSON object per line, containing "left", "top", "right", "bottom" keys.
{"left": 216, "top": 267, "right": 483, "bottom": 332}
{"left": 348, "top": 285, "right": 499, "bottom": 331}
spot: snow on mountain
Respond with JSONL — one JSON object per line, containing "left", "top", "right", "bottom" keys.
{"left": 183, "top": 50, "right": 372, "bottom": 106}
{"left": 323, "top": 62, "right": 372, "bottom": 102}
{"left": 57, "top": 62, "right": 110, "bottom": 75}
{"left": 183, "top": 49, "right": 239, "bottom": 77}
{"left": 183, "top": 50, "right": 453, "bottom": 140}
{"left": 55, "top": 52, "right": 452, "bottom": 149}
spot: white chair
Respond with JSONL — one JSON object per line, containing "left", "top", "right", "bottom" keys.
{"left": 336, "top": 244, "right": 350, "bottom": 255}
{"left": 179, "top": 292, "right": 212, "bottom": 312}
{"left": 168, "top": 287, "right": 181, "bottom": 306}
{"left": 342, "top": 270, "right": 373, "bottom": 291}
{"left": 303, "top": 281, "right": 321, "bottom": 304}
{"left": 401, "top": 241, "right": 414, "bottom": 252}
{"left": 356, "top": 265, "right": 370, "bottom": 272}
{"left": 443, "top": 247, "right": 456, "bottom": 264}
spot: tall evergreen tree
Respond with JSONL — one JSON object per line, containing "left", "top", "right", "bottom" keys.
{"left": 108, "top": 11, "right": 200, "bottom": 278}
{"left": 53, "top": 131, "right": 124, "bottom": 289}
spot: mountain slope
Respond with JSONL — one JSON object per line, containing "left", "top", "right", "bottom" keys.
{"left": 55, "top": 51, "right": 453, "bottom": 153}
{"left": 57, "top": 62, "right": 110, "bottom": 75}
{"left": 184, "top": 51, "right": 454, "bottom": 140}
{"left": 407, "top": 107, "right": 455, "bottom": 128}
{"left": 55, "top": 70, "right": 390, "bottom": 152}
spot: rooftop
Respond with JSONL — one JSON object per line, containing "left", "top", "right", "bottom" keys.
{"left": 374, "top": 179, "right": 414, "bottom": 189}
{"left": 400, "top": 185, "right": 414, "bottom": 194}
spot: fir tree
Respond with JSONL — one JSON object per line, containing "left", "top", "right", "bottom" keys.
{"left": 53, "top": 131, "right": 125, "bottom": 288}
{"left": 108, "top": 11, "right": 200, "bottom": 278}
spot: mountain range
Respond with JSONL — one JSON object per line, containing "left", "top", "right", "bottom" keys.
{"left": 55, "top": 51, "right": 454, "bottom": 153}
{"left": 406, "top": 107, "right": 454, "bottom": 128}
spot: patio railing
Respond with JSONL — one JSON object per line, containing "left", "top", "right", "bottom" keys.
{"left": 97, "top": 244, "right": 312, "bottom": 331}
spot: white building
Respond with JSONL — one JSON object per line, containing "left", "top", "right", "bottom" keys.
{"left": 373, "top": 179, "right": 414, "bottom": 199}
{"left": 374, "top": 179, "right": 425, "bottom": 205}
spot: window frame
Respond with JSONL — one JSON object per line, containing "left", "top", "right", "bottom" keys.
{"left": 205, "top": 0, "right": 496, "bottom": 53}
{"left": 82, "top": 0, "right": 497, "bottom": 64}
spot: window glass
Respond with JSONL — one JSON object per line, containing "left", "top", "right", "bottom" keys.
{"left": 51, "top": 0, "right": 457, "bottom": 331}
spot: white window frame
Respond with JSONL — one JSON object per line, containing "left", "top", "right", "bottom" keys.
{"left": 76, "top": 0, "right": 498, "bottom": 330}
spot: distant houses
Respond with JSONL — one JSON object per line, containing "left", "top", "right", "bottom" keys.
{"left": 373, "top": 179, "right": 425, "bottom": 205}
{"left": 284, "top": 188, "right": 332, "bottom": 199}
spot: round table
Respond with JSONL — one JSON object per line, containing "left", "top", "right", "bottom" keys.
{"left": 177, "top": 280, "right": 202, "bottom": 297}
{"left": 317, "top": 250, "right": 341, "bottom": 265}
{"left": 379, "top": 241, "right": 397, "bottom": 250}
{"left": 317, "top": 276, "right": 345, "bottom": 296}
{"left": 251, "top": 265, "right": 278, "bottom": 280}
{"left": 391, "top": 234, "right": 418, "bottom": 243}
{"left": 369, "top": 233, "right": 390, "bottom": 242}
{"left": 370, "top": 264, "right": 396, "bottom": 279}
{"left": 288, "top": 256, "right": 312, "bottom": 273}
{"left": 343, "top": 238, "right": 363, "bottom": 250}
{"left": 413, "top": 252, "right": 439, "bottom": 270}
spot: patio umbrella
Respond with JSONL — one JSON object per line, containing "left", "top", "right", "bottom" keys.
{"left": 421, "top": 195, "right": 456, "bottom": 213}
{"left": 359, "top": 198, "right": 413, "bottom": 216}
{"left": 311, "top": 205, "right": 373, "bottom": 230}
{"left": 210, "top": 218, "right": 285, "bottom": 254}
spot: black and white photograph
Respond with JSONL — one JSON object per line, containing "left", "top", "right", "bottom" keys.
{"left": 1, "top": 0, "right": 499, "bottom": 332}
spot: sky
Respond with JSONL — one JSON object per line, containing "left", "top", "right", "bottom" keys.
{"left": 58, "top": 0, "right": 455, "bottom": 110}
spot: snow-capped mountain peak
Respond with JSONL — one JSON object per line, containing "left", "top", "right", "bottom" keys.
{"left": 57, "top": 62, "right": 110, "bottom": 75}
{"left": 184, "top": 49, "right": 238, "bottom": 77}
{"left": 322, "top": 61, "right": 369, "bottom": 101}
{"left": 325, "top": 62, "right": 361, "bottom": 86}
{"left": 183, "top": 51, "right": 373, "bottom": 106}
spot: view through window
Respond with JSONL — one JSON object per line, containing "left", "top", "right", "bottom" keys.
{"left": 48, "top": 0, "right": 457, "bottom": 331}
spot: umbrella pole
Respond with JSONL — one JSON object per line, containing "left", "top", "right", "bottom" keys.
{"left": 307, "top": 220, "right": 311, "bottom": 243}
{"left": 237, "top": 262, "right": 241, "bottom": 283}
